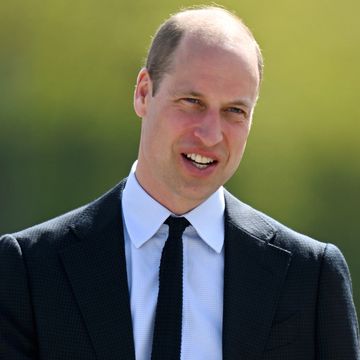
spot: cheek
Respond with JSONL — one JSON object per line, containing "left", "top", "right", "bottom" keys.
{"left": 162, "top": 110, "right": 192, "bottom": 139}
{"left": 228, "top": 127, "right": 250, "bottom": 159}
{"left": 142, "top": 118, "right": 175, "bottom": 155}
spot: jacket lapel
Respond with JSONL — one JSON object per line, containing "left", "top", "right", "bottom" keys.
{"left": 59, "top": 180, "right": 135, "bottom": 360}
{"left": 222, "top": 191, "right": 292, "bottom": 360}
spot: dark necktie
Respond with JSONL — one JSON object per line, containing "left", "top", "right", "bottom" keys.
{"left": 151, "top": 216, "right": 190, "bottom": 360}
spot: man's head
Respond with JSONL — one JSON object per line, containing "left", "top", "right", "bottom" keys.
{"left": 146, "top": 6, "right": 263, "bottom": 95}
{"left": 134, "top": 6, "right": 262, "bottom": 214}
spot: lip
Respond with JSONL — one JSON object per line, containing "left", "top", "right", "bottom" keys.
{"left": 181, "top": 148, "right": 220, "bottom": 162}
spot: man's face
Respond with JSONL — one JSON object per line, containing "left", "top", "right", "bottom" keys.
{"left": 134, "top": 36, "right": 260, "bottom": 214}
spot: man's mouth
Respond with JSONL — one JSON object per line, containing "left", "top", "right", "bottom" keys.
{"left": 183, "top": 153, "right": 216, "bottom": 169}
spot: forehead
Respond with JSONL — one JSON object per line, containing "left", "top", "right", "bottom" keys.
{"left": 180, "top": 33, "right": 257, "bottom": 69}
{"left": 163, "top": 34, "right": 260, "bottom": 102}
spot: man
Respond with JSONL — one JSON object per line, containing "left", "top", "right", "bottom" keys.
{"left": 0, "top": 6, "right": 359, "bottom": 360}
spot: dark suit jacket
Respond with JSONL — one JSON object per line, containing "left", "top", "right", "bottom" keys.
{"left": 1, "top": 179, "right": 359, "bottom": 359}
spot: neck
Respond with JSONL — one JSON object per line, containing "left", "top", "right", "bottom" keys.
{"left": 134, "top": 173, "right": 202, "bottom": 215}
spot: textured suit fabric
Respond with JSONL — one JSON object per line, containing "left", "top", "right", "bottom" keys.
{"left": 0, "top": 179, "right": 359, "bottom": 359}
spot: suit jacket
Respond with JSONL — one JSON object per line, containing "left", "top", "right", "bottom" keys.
{"left": 0, "top": 179, "right": 359, "bottom": 360}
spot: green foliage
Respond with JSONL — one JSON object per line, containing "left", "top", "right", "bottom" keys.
{"left": 1, "top": 0, "right": 359, "bottom": 313}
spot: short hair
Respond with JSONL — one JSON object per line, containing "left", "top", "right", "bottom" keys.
{"left": 145, "top": 6, "right": 264, "bottom": 95}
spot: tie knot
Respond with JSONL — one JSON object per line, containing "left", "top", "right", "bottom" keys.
{"left": 165, "top": 216, "right": 190, "bottom": 237}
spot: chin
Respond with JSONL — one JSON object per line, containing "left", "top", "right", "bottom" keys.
{"left": 181, "top": 186, "right": 216, "bottom": 203}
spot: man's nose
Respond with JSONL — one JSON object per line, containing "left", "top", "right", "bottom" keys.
{"left": 193, "top": 110, "right": 224, "bottom": 147}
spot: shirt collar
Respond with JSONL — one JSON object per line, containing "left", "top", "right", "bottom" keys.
{"left": 122, "top": 161, "right": 225, "bottom": 253}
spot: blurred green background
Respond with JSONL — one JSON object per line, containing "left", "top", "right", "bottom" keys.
{"left": 1, "top": 0, "right": 359, "bottom": 315}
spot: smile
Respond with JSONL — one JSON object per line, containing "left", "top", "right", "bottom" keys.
{"left": 184, "top": 153, "right": 216, "bottom": 169}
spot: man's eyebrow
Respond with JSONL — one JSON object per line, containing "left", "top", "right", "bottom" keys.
{"left": 171, "top": 90, "right": 203, "bottom": 98}
{"left": 171, "top": 89, "right": 254, "bottom": 108}
{"left": 230, "top": 98, "right": 253, "bottom": 109}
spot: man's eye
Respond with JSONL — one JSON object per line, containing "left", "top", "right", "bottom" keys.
{"left": 227, "top": 107, "right": 245, "bottom": 115}
{"left": 183, "top": 98, "right": 201, "bottom": 105}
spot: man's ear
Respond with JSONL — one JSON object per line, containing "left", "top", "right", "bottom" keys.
{"left": 134, "top": 68, "right": 153, "bottom": 117}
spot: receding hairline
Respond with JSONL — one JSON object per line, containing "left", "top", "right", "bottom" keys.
{"left": 145, "top": 6, "right": 263, "bottom": 94}
{"left": 174, "top": 8, "right": 261, "bottom": 78}
{"left": 172, "top": 7, "right": 256, "bottom": 42}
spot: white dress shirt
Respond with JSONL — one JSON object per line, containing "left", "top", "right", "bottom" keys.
{"left": 122, "top": 162, "right": 225, "bottom": 360}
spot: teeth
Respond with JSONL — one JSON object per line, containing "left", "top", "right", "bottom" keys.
{"left": 186, "top": 153, "right": 214, "bottom": 164}
{"left": 193, "top": 163, "right": 208, "bottom": 169}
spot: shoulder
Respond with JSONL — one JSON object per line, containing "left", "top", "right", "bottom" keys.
{"left": 0, "top": 204, "right": 94, "bottom": 267}
{"left": 224, "top": 190, "right": 355, "bottom": 312}
{"left": 224, "top": 189, "right": 343, "bottom": 263}
{"left": 0, "top": 179, "right": 127, "bottom": 255}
